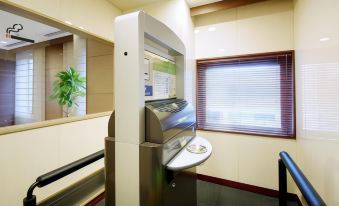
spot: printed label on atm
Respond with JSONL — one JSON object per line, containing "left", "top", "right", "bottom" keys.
{"left": 145, "top": 85, "right": 153, "bottom": 96}
{"left": 144, "top": 50, "right": 176, "bottom": 100}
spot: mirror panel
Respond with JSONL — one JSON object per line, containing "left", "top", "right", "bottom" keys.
{"left": 0, "top": 8, "right": 114, "bottom": 128}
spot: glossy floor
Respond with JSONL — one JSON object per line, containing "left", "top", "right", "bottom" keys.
{"left": 97, "top": 180, "right": 299, "bottom": 206}
{"left": 197, "top": 180, "right": 298, "bottom": 206}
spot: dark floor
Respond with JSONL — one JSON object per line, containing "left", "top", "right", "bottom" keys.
{"left": 97, "top": 180, "right": 298, "bottom": 206}
{"left": 197, "top": 180, "right": 298, "bottom": 206}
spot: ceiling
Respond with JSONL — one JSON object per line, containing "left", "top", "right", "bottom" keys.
{"left": 108, "top": 0, "right": 166, "bottom": 11}
{"left": 0, "top": 10, "right": 71, "bottom": 50}
{"left": 186, "top": 0, "right": 222, "bottom": 8}
{"left": 108, "top": 0, "right": 222, "bottom": 11}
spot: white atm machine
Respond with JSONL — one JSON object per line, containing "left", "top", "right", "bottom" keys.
{"left": 105, "top": 11, "right": 212, "bottom": 206}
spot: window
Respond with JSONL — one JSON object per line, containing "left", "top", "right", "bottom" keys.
{"left": 15, "top": 50, "right": 33, "bottom": 124}
{"left": 196, "top": 51, "right": 295, "bottom": 138}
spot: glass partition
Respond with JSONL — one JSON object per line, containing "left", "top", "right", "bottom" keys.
{"left": 0, "top": 8, "right": 114, "bottom": 128}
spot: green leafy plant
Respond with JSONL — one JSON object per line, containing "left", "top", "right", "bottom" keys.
{"left": 49, "top": 67, "right": 86, "bottom": 117}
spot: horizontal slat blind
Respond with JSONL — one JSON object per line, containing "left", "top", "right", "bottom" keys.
{"left": 197, "top": 51, "right": 295, "bottom": 138}
{"left": 15, "top": 50, "right": 33, "bottom": 123}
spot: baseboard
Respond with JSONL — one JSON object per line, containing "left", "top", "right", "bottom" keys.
{"left": 197, "top": 174, "right": 302, "bottom": 206}
{"left": 85, "top": 192, "right": 105, "bottom": 206}
{"left": 84, "top": 173, "right": 303, "bottom": 206}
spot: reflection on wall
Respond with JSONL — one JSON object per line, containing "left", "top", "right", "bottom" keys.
{"left": 73, "top": 35, "right": 87, "bottom": 116}
{"left": 295, "top": 0, "right": 339, "bottom": 205}
{"left": 0, "top": 34, "right": 114, "bottom": 128}
{"left": 0, "top": 53, "right": 15, "bottom": 127}
{"left": 86, "top": 39, "right": 114, "bottom": 114}
{"left": 15, "top": 50, "right": 33, "bottom": 124}
{"left": 62, "top": 35, "right": 87, "bottom": 116}
{"left": 45, "top": 44, "right": 63, "bottom": 120}
{"left": 302, "top": 63, "right": 339, "bottom": 134}
{"left": 0, "top": 9, "right": 114, "bottom": 128}
{"left": 32, "top": 48, "right": 46, "bottom": 122}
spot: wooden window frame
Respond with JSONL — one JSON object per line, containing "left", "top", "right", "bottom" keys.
{"left": 196, "top": 50, "right": 296, "bottom": 139}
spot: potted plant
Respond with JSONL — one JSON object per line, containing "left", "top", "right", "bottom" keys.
{"left": 49, "top": 67, "right": 86, "bottom": 117}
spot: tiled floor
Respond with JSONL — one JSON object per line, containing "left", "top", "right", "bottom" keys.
{"left": 97, "top": 180, "right": 299, "bottom": 206}
{"left": 197, "top": 180, "right": 298, "bottom": 206}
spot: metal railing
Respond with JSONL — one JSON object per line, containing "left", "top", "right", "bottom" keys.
{"left": 23, "top": 150, "right": 104, "bottom": 206}
{"left": 279, "top": 151, "right": 326, "bottom": 206}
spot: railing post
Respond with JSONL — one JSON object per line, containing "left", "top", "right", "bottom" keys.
{"left": 279, "top": 159, "right": 287, "bottom": 206}
{"left": 23, "top": 195, "right": 36, "bottom": 206}
{"left": 23, "top": 181, "right": 38, "bottom": 206}
{"left": 22, "top": 150, "right": 104, "bottom": 206}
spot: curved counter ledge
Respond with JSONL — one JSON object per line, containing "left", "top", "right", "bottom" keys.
{"left": 166, "top": 136, "right": 212, "bottom": 171}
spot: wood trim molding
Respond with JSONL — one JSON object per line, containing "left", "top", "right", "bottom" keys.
{"left": 197, "top": 174, "right": 302, "bottom": 206}
{"left": 191, "top": 0, "right": 269, "bottom": 16}
{"left": 197, "top": 50, "right": 295, "bottom": 63}
{"left": 9, "top": 35, "right": 73, "bottom": 53}
{"left": 84, "top": 192, "right": 105, "bottom": 206}
{"left": 0, "top": 111, "right": 112, "bottom": 135}
{"left": 81, "top": 173, "right": 303, "bottom": 206}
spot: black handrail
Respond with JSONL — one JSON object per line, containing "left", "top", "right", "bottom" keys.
{"left": 279, "top": 151, "right": 326, "bottom": 206}
{"left": 23, "top": 149, "right": 104, "bottom": 206}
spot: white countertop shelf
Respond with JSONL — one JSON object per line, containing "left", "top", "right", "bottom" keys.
{"left": 166, "top": 136, "right": 212, "bottom": 171}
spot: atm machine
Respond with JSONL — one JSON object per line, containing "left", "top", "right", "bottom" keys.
{"left": 105, "top": 11, "right": 212, "bottom": 206}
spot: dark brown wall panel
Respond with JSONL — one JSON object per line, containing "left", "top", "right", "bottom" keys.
{"left": 0, "top": 59, "right": 15, "bottom": 127}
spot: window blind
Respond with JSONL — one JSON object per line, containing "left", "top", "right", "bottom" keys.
{"left": 15, "top": 50, "right": 33, "bottom": 124}
{"left": 196, "top": 51, "right": 295, "bottom": 138}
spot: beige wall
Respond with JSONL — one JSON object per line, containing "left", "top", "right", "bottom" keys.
{"left": 194, "top": 0, "right": 294, "bottom": 59}
{"left": 294, "top": 0, "right": 339, "bottom": 205}
{"left": 0, "top": 1, "right": 121, "bottom": 205}
{"left": 73, "top": 35, "right": 87, "bottom": 116}
{"left": 0, "top": 1, "right": 195, "bottom": 205}
{"left": 5, "top": 0, "right": 122, "bottom": 41}
{"left": 32, "top": 47, "right": 45, "bottom": 122}
{"left": 194, "top": 0, "right": 297, "bottom": 193}
{"left": 197, "top": 131, "right": 296, "bottom": 191}
{"left": 127, "top": 0, "right": 196, "bottom": 105}
{"left": 86, "top": 39, "right": 114, "bottom": 114}
{"left": 45, "top": 44, "right": 63, "bottom": 120}
{"left": 0, "top": 116, "right": 109, "bottom": 205}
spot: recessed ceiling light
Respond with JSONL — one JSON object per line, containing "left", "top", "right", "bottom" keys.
{"left": 0, "top": 41, "right": 7, "bottom": 44}
{"left": 319, "top": 37, "right": 330, "bottom": 42}
{"left": 194, "top": 29, "right": 200, "bottom": 34}
{"left": 218, "top": 48, "right": 225, "bottom": 52}
{"left": 208, "top": 27, "right": 216, "bottom": 31}
{"left": 65, "top": 21, "right": 72, "bottom": 25}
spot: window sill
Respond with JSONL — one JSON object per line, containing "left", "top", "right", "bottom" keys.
{"left": 0, "top": 111, "right": 113, "bottom": 135}
{"left": 196, "top": 129, "right": 296, "bottom": 140}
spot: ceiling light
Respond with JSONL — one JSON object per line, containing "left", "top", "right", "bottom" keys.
{"left": 218, "top": 48, "right": 225, "bottom": 52}
{"left": 194, "top": 29, "right": 200, "bottom": 34}
{"left": 65, "top": 21, "right": 72, "bottom": 25}
{"left": 208, "top": 27, "right": 216, "bottom": 31}
{"left": 319, "top": 37, "right": 330, "bottom": 42}
{"left": 0, "top": 41, "right": 7, "bottom": 44}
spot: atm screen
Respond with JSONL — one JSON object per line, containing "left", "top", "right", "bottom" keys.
{"left": 144, "top": 50, "right": 176, "bottom": 101}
